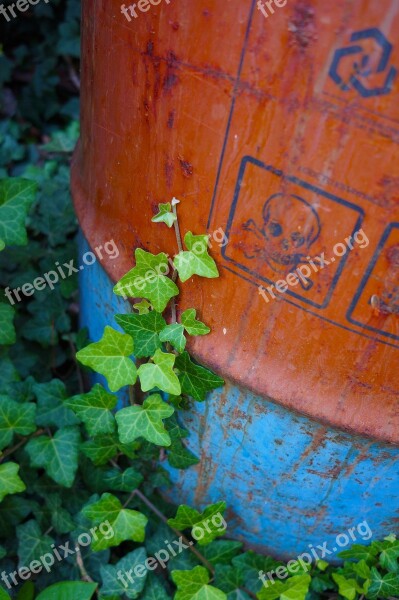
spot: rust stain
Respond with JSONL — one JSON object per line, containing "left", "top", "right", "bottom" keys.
{"left": 167, "top": 110, "right": 175, "bottom": 129}
{"left": 178, "top": 155, "right": 194, "bottom": 177}
{"left": 288, "top": 2, "right": 317, "bottom": 50}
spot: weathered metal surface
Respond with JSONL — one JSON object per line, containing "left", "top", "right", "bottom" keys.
{"left": 78, "top": 243, "right": 399, "bottom": 557}
{"left": 73, "top": 0, "right": 399, "bottom": 555}
{"left": 72, "top": 0, "right": 399, "bottom": 443}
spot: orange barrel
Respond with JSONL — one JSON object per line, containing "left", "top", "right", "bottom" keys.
{"left": 72, "top": 0, "right": 399, "bottom": 557}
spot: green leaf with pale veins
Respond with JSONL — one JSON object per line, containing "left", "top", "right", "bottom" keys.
{"left": 168, "top": 502, "right": 227, "bottom": 546}
{"left": 174, "top": 232, "right": 219, "bottom": 282}
{"left": 202, "top": 541, "right": 243, "bottom": 566}
{"left": 141, "top": 575, "right": 172, "bottom": 600}
{"left": 81, "top": 435, "right": 120, "bottom": 466}
{"left": 64, "top": 384, "right": 117, "bottom": 436}
{"left": 172, "top": 566, "right": 227, "bottom": 600}
{"left": 133, "top": 299, "right": 152, "bottom": 314}
{"left": 0, "top": 395, "right": 36, "bottom": 450}
{"left": 379, "top": 539, "right": 399, "bottom": 573}
{"left": 33, "top": 379, "right": 79, "bottom": 428}
{"left": 159, "top": 323, "right": 186, "bottom": 352}
{"left": 82, "top": 493, "right": 148, "bottom": 550}
{"left": 114, "top": 249, "right": 178, "bottom": 312}
{"left": 151, "top": 202, "right": 177, "bottom": 228}
{"left": 138, "top": 349, "right": 181, "bottom": 395}
{"left": 81, "top": 434, "right": 138, "bottom": 466}
{"left": 0, "top": 178, "right": 37, "bottom": 247}
{"left": 367, "top": 567, "right": 399, "bottom": 599}
{"left": 25, "top": 426, "right": 80, "bottom": 487}
{"left": 103, "top": 466, "right": 143, "bottom": 492}
{"left": 0, "top": 462, "right": 26, "bottom": 501}
{"left": 0, "top": 303, "right": 16, "bottom": 345}
{"left": 16, "top": 519, "right": 54, "bottom": 567}
{"left": 181, "top": 309, "right": 210, "bottom": 336}
{"left": 338, "top": 543, "right": 379, "bottom": 562}
{"left": 76, "top": 326, "right": 137, "bottom": 392}
{"left": 35, "top": 582, "right": 97, "bottom": 600}
{"left": 175, "top": 352, "right": 224, "bottom": 401}
{"left": 116, "top": 393, "right": 174, "bottom": 446}
{"left": 257, "top": 574, "right": 311, "bottom": 600}
{"left": 115, "top": 311, "right": 166, "bottom": 358}
{"left": 331, "top": 574, "right": 361, "bottom": 600}
{"left": 100, "top": 547, "right": 148, "bottom": 598}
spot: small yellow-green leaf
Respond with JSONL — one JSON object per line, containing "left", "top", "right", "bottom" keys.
{"left": 76, "top": 326, "right": 137, "bottom": 392}
{"left": 138, "top": 349, "right": 181, "bottom": 395}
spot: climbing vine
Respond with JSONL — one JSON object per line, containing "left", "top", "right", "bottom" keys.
{"left": 0, "top": 3, "right": 398, "bottom": 598}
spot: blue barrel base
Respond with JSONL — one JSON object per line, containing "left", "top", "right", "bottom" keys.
{"left": 78, "top": 233, "right": 399, "bottom": 560}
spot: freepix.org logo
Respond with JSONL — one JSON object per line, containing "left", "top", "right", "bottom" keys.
{"left": 329, "top": 28, "right": 397, "bottom": 97}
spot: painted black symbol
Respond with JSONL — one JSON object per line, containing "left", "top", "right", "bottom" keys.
{"left": 242, "top": 193, "right": 321, "bottom": 290}
{"left": 347, "top": 223, "right": 399, "bottom": 342}
{"left": 329, "top": 28, "right": 397, "bottom": 97}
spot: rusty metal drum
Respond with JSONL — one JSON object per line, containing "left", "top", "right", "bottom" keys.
{"left": 72, "top": 0, "right": 399, "bottom": 558}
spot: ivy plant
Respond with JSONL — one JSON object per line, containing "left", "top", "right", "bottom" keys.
{"left": 0, "top": 4, "right": 397, "bottom": 599}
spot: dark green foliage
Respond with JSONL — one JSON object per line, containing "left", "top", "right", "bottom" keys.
{"left": 0, "top": 4, "right": 396, "bottom": 599}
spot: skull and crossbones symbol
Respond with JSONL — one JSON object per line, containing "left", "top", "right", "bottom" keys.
{"left": 242, "top": 193, "right": 321, "bottom": 290}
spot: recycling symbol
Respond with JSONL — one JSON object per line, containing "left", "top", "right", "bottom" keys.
{"left": 329, "top": 28, "right": 397, "bottom": 97}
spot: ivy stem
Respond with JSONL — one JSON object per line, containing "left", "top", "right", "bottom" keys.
{"left": 172, "top": 198, "right": 183, "bottom": 254}
{"left": 0, "top": 429, "right": 45, "bottom": 463}
{"left": 126, "top": 488, "right": 215, "bottom": 574}
{"left": 75, "top": 549, "right": 94, "bottom": 583}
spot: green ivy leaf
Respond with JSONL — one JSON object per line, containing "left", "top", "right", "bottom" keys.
{"left": 0, "top": 395, "right": 36, "bottom": 450}
{"left": 151, "top": 202, "right": 177, "bottom": 228}
{"left": 256, "top": 574, "right": 311, "bottom": 600}
{"left": 100, "top": 547, "right": 148, "bottom": 598}
{"left": 175, "top": 352, "right": 224, "bottom": 401}
{"left": 15, "top": 581, "right": 34, "bottom": 600}
{"left": 338, "top": 544, "right": 379, "bottom": 563}
{"left": 25, "top": 426, "right": 80, "bottom": 487}
{"left": 102, "top": 467, "right": 143, "bottom": 492}
{"left": 0, "top": 178, "right": 37, "bottom": 247}
{"left": 0, "top": 587, "right": 10, "bottom": 600}
{"left": 116, "top": 393, "right": 174, "bottom": 446}
{"left": 81, "top": 435, "right": 121, "bottom": 466}
{"left": 332, "top": 574, "right": 360, "bottom": 600}
{"left": 0, "top": 304, "right": 16, "bottom": 345}
{"left": 202, "top": 541, "right": 243, "bottom": 567}
{"left": 35, "top": 582, "right": 97, "bottom": 600}
{"left": 172, "top": 566, "right": 227, "bottom": 600}
{"left": 16, "top": 519, "right": 54, "bottom": 566}
{"left": 33, "top": 380, "right": 80, "bottom": 428}
{"left": 0, "top": 462, "right": 26, "bottom": 501}
{"left": 65, "top": 384, "right": 117, "bottom": 437}
{"left": 82, "top": 493, "right": 148, "bottom": 551}
{"left": 115, "top": 312, "right": 166, "bottom": 358}
{"left": 76, "top": 326, "right": 137, "bottom": 392}
{"left": 173, "top": 233, "right": 219, "bottom": 282}
{"left": 141, "top": 574, "right": 172, "bottom": 600}
{"left": 133, "top": 299, "right": 152, "bottom": 314}
{"left": 379, "top": 539, "right": 399, "bottom": 573}
{"left": 138, "top": 349, "right": 181, "bottom": 395}
{"left": 316, "top": 559, "right": 329, "bottom": 572}
{"left": 181, "top": 309, "right": 210, "bottom": 336}
{"left": 159, "top": 323, "right": 186, "bottom": 353}
{"left": 44, "top": 493, "right": 75, "bottom": 534}
{"left": 114, "top": 249, "right": 178, "bottom": 312}
{"left": 367, "top": 567, "right": 399, "bottom": 599}
{"left": 214, "top": 564, "right": 246, "bottom": 596}
{"left": 351, "top": 559, "right": 371, "bottom": 580}
{"left": 168, "top": 502, "right": 227, "bottom": 546}
{"left": 165, "top": 415, "right": 199, "bottom": 469}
